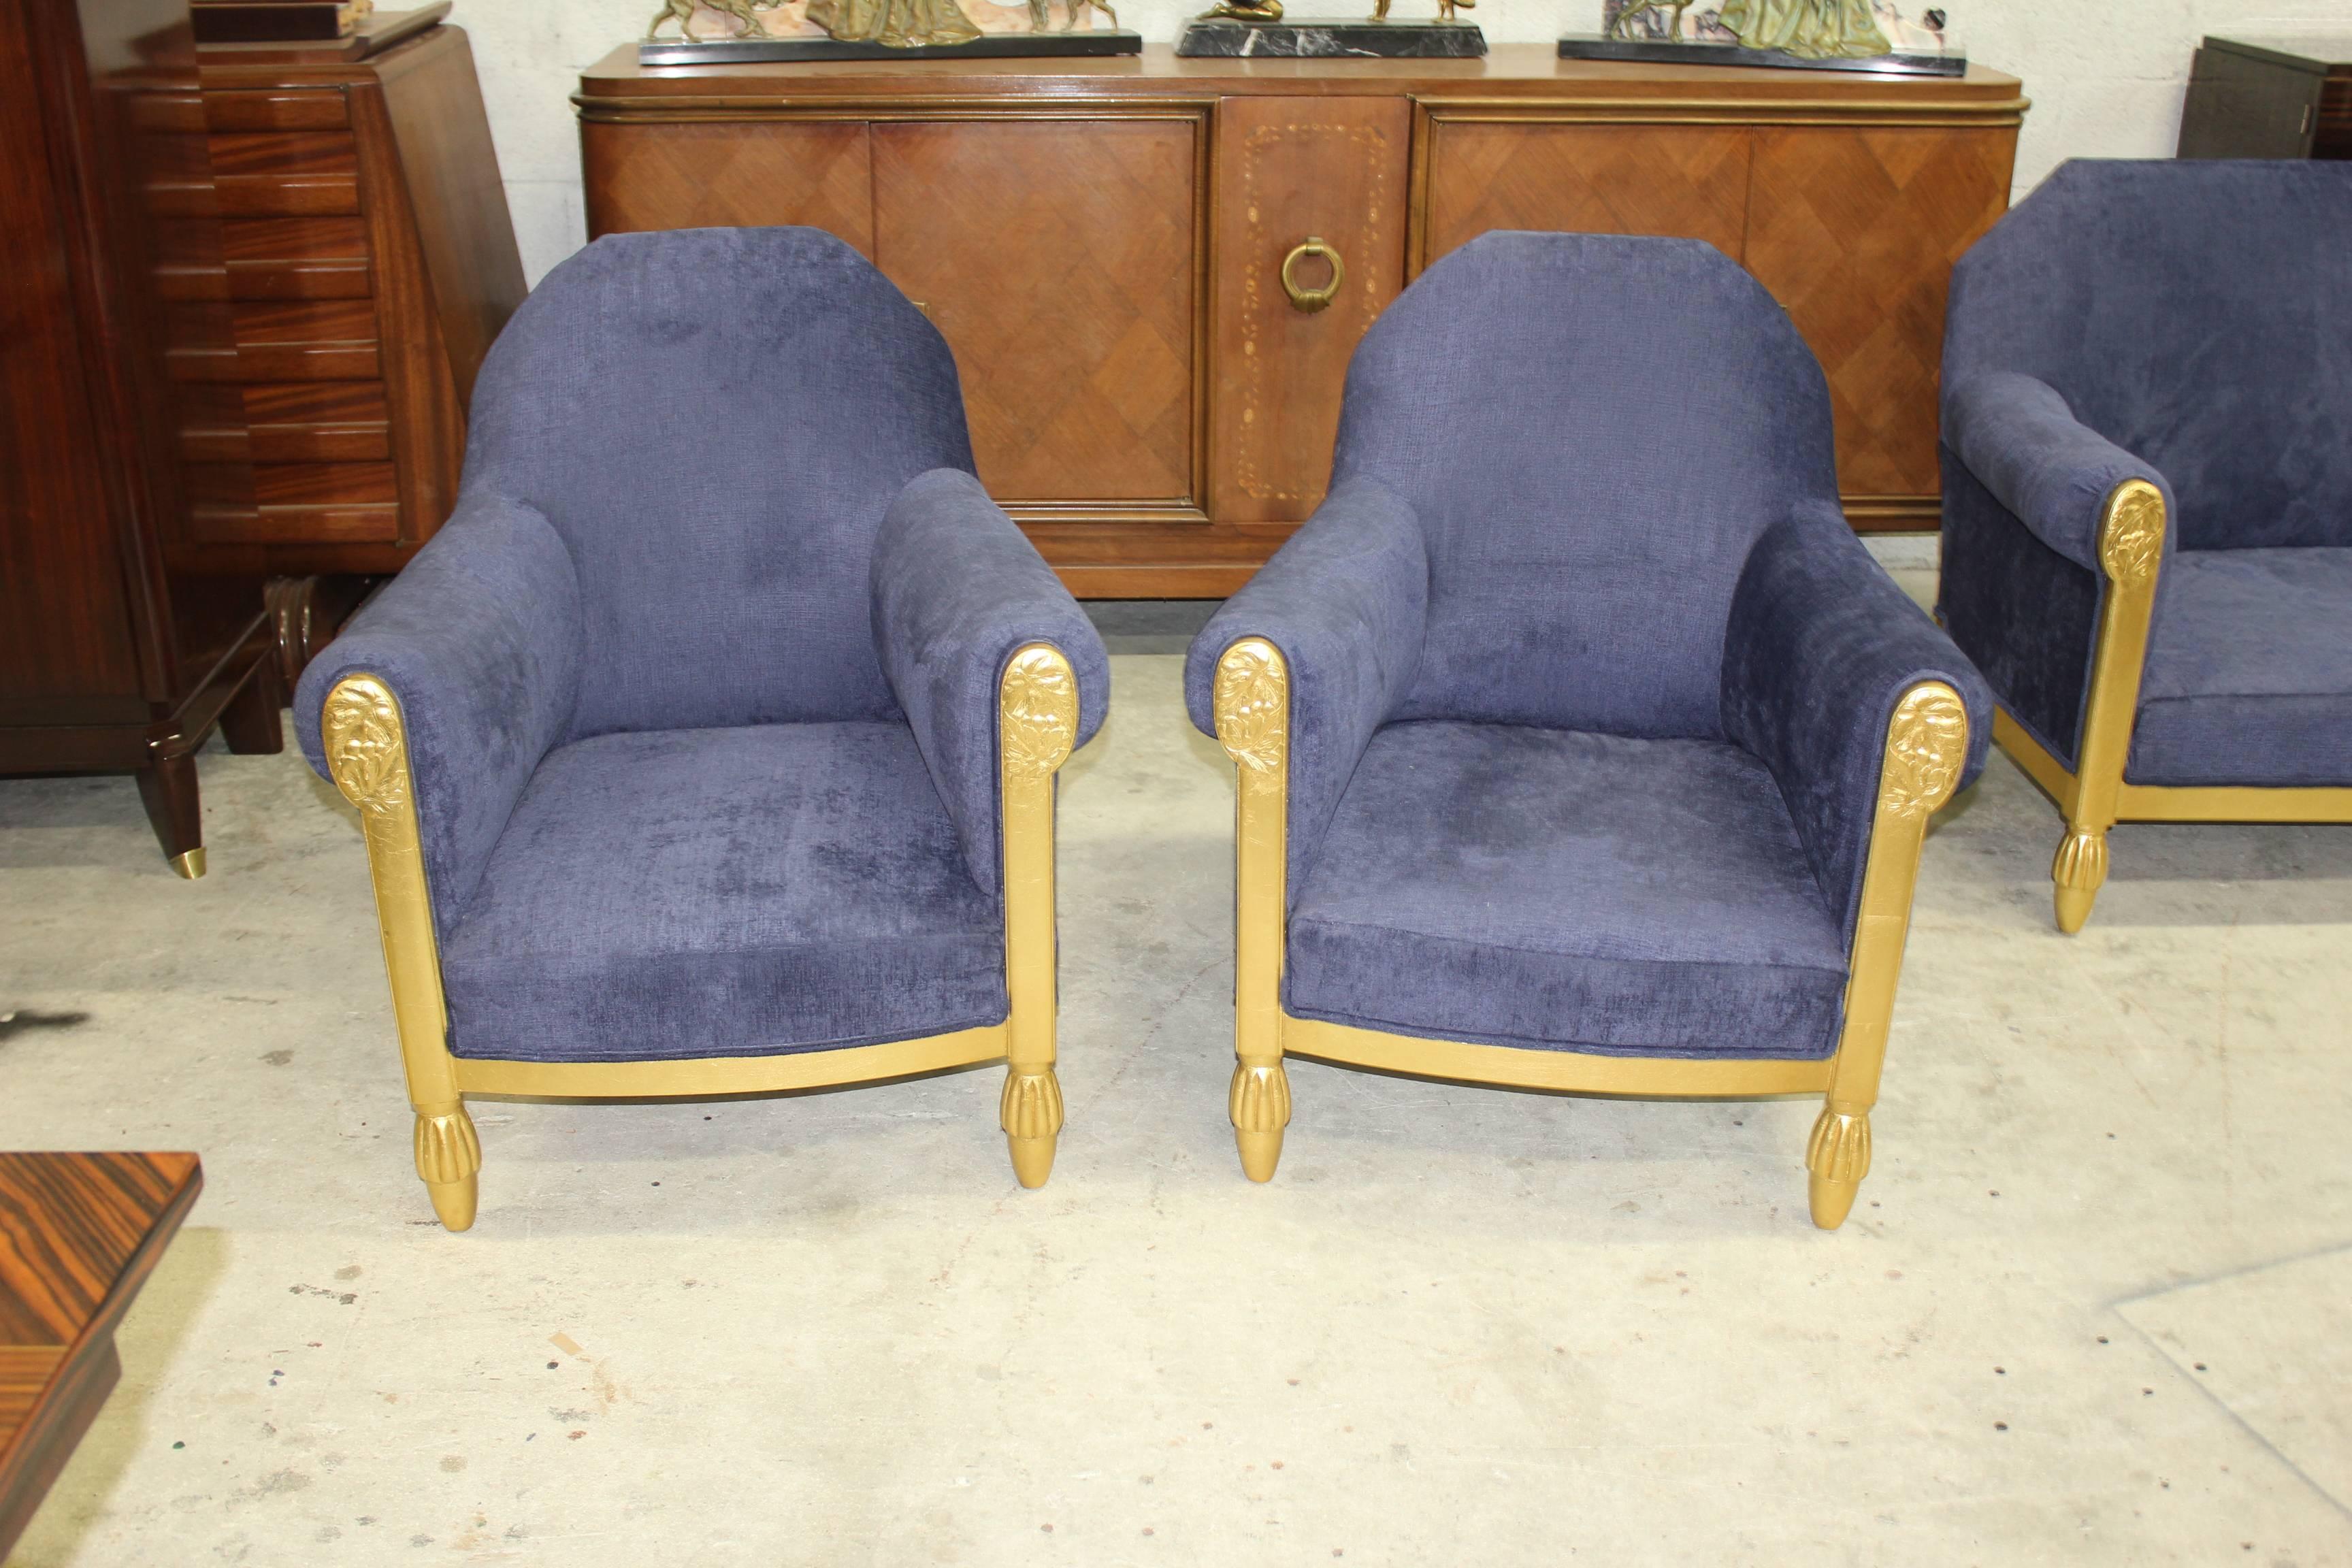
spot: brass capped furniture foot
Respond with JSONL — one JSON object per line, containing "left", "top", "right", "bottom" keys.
{"left": 169, "top": 847, "right": 207, "bottom": 880}
{"left": 414, "top": 1105, "right": 482, "bottom": 1232}
{"left": 1000, "top": 1067, "right": 1064, "bottom": 1188}
{"left": 2051, "top": 828, "right": 2108, "bottom": 934}
{"left": 1805, "top": 1105, "right": 1872, "bottom": 1230}
{"left": 1230, "top": 1061, "right": 1291, "bottom": 1181}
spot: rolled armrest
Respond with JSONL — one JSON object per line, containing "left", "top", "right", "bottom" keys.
{"left": 871, "top": 468, "right": 1109, "bottom": 901}
{"left": 1721, "top": 503, "right": 1991, "bottom": 943}
{"left": 1183, "top": 478, "right": 1428, "bottom": 900}
{"left": 295, "top": 494, "right": 583, "bottom": 939}
{"left": 1942, "top": 370, "right": 2174, "bottom": 572}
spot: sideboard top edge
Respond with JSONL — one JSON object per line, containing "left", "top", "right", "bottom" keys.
{"left": 577, "top": 39, "right": 2022, "bottom": 102}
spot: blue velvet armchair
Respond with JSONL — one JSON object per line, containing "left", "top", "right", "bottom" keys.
{"left": 295, "top": 228, "right": 1108, "bottom": 1230}
{"left": 1186, "top": 233, "right": 1991, "bottom": 1228}
{"left": 1940, "top": 159, "right": 2352, "bottom": 932}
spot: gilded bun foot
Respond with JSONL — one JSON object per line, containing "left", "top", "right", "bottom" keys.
{"left": 1805, "top": 1105, "right": 1871, "bottom": 1231}
{"left": 1235, "top": 1127, "right": 1286, "bottom": 1183}
{"left": 1807, "top": 1172, "right": 1858, "bottom": 1230}
{"left": 169, "top": 847, "right": 207, "bottom": 880}
{"left": 426, "top": 1175, "right": 478, "bottom": 1232}
{"left": 1000, "top": 1068, "right": 1064, "bottom": 1190}
{"left": 2051, "top": 829, "right": 2109, "bottom": 934}
{"left": 1229, "top": 1062, "right": 1291, "bottom": 1182}
{"left": 414, "top": 1105, "right": 483, "bottom": 1232}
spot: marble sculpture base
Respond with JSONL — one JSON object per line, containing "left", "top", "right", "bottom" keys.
{"left": 640, "top": 29, "right": 1142, "bottom": 64}
{"left": 1556, "top": 34, "right": 1964, "bottom": 77}
{"left": 1176, "top": 17, "right": 1486, "bottom": 58}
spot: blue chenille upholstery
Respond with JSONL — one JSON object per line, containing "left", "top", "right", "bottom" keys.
{"left": 1939, "top": 159, "right": 2352, "bottom": 784}
{"left": 1186, "top": 232, "right": 1990, "bottom": 1059}
{"left": 296, "top": 227, "right": 1107, "bottom": 1063}
{"left": 2129, "top": 549, "right": 2352, "bottom": 787}
{"left": 438, "top": 724, "right": 1006, "bottom": 1062}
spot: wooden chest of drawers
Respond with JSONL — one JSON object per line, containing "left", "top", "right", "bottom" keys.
{"left": 579, "top": 45, "right": 2023, "bottom": 595}
{"left": 174, "top": 22, "right": 524, "bottom": 593}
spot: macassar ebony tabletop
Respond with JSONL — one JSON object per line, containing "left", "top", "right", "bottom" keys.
{"left": 0, "top": 1152, "right": 203, "bottom": 1560}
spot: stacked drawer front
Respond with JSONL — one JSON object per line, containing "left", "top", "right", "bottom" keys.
{"left": 152, "top": 89, "right": 399, "bottom": 545}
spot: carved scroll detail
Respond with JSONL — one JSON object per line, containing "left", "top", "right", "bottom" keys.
{"left": 1880, "top": 684, "right": 1970, "bottom": 820}
{"left": 1214, "top": 639, "right": 1288, "bottom": 774}
{"left": 322, "top": 676, "right": 410, "bottom": 817}
{"left": 2052, "top": 830, "right": 2109, "bottom": 892}
{"left": 2098, "top": 480, "right": 2166, "bottom": 587}
{"left": 999, "top": 1069, "right": 1066, "bottom": 1142}
{"left": 1000, "top": 646, "right": 1078, "bottom": 783}
{"left": 1228, "top": 1061, "right": 1292, "bottom": 1134}
{"left": 1806, "top": 1107, "right": 1872, "bottom": 1187}
{"left": 414, "top": 1107, "right": 482, "bottom": 1186}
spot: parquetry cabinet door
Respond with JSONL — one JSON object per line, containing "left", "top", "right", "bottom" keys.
{"left": 871, "top": 118, "right": 1203, "bottom": 509}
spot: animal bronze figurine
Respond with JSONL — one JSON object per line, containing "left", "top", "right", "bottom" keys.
{"left": 1028, "top": 0, "right": 1119, "bottom": 31}
{"left": 1370, "top": 0, "right": 1473, "bottom": 19}
{"left": 647, "top": 0, "right": 774, "bottom": 40}
{"left": 1603, "top": 0, "right": 1690, "bottom": 38}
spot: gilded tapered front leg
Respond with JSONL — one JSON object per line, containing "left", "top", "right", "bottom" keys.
{"left": 1215, "top": 640, "right": 1292, "bottom": 1182}
{"left": 2053, "top": 479, "right": 2166, "bottom": 934}
{"left": 2051, "top": 828, "right": 2109, "bottom": 935}
{"left": 998, "top": 645, "right": 1079, "bottom": 1188}
{"left": 322, "top": 676, "right": 482, "bottom": 1232}
{"left": 1810, "top": 681, "right": 1970, "bottom": 1229}
{"left": 414, "top": 1102, "right": 482, "bottom": 1231}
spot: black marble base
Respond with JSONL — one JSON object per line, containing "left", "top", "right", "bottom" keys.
{"left": 640, "top": 29, "right": 1141, "bottom": 65}
{"left": 1556, "top": 33, "right": 1964, "bottom": 76}
{"left": 1177, "top": 17, "right": 1486, "bottom": 59}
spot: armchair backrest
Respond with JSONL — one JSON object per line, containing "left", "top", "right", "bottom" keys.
{"left": 460, "top": 227, "right": 975, "bottom": 738}
{"left": 1333, "top": 231, "right": 1839, "bottom": 740}
{"left": 1946, "top": 159, "right": 2352, "bottom": 551}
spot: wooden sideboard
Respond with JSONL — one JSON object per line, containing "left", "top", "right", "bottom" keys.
{"left": 579, "top": 45, "right": 2024, "bottom": 595}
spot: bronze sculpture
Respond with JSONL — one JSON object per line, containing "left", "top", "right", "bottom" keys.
{"left": 1371, "top": 0, "right": 1474, "bottom": 22}
{"left": 1204, "top": 0, "right": 1281, "bottom": 19}
{"left": 647, "top": 0, "right": 775, "bottom": 39}
{"left": 1607, "top": 0, "right": 1895, "bottom": 59}
{"left": 650, "top": 0, "right": 1118, "bottom": 49}
{"left": 1027, "top": 0, "right": 1120, "bottom": 33}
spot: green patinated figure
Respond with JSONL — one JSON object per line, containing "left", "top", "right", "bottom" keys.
{"left": 1716, "top": 0, "right": 1893, "bottom": 59}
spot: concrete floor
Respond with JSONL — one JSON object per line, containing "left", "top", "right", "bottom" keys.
{"left": 3, "top": 646, "right": 2351, "bottom": 1565}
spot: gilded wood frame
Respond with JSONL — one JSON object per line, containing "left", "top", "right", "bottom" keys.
{"left": 1209, "top": 637, "right": 1969, "bottom": 1229}
{"left": 1988, "top": 479, "right": 2352, "bottom": 934}
{"left": 321, "top": 642, "right": 1081, "bottom": 1230}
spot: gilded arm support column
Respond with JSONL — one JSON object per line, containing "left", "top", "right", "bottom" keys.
{"left": 1214, "top": 639, "right": 1292, "bottom": 1183}
{"left": 320, "top": 676, "right": 481, "bottom": 1232}
{"left": 1806, "top": 681, "right": 1970, "bottom": 1230}
{"left": 998, "top": 644, "right": 1078, "bottom": 1189}
{"left": 2052, "top": 478, "right": 2166, "bottom": 933}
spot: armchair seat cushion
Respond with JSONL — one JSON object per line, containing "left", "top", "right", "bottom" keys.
{"left": 1284, "top": 721, "right": 1850, "bottom": 1060}
{"left": 438, "top": 722, "right": 1007, "bottom": 1063}
{"left": 2131, "top": 546, "right": 2352, "bottom": 787}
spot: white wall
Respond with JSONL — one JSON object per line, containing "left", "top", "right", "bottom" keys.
{"left": 459, "top": 0, "right": 2352, "bottom": 283}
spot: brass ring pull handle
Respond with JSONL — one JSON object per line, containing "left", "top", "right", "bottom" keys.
{"left": 1279, "top": 236, "right": 1345, "bottom": 314}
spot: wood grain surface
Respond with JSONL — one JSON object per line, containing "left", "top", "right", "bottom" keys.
{"left": 1211, "top": 95, "right": 1410, "bottom": 523}
{"left": 0, "top": 1152, "right": 203, "bottom": 1561}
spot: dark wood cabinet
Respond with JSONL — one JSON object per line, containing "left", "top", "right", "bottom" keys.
{"left": 183, "top": 20, "right": 526, "bottom": 625}
{"left": 1, "top": 7, "right": 520, "bottom": 873}
{"left": 2179, "top": 36, "right": 2352, "bottom": 161}
{"left": 1, "top": 0, "right": 280, "bottom": 876}
{"left": 578, "top": 46, "right": 2024, "bottom": 595}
